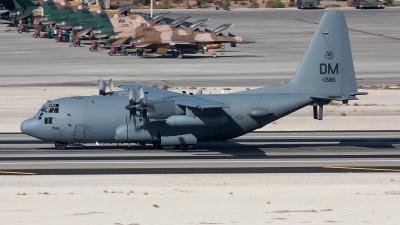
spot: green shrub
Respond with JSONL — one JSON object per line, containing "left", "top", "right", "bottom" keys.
{"left": 248, "top": 2, "right": 260, "bottom": 7}
{"left": 347, "top": 0, "right": 354, "bottom": 7}
{"left": 385, "top": 0, "right": 395, "bottom": 6}
{"left": 325, "top": 3, "right": 341, "bottom": 7}
{"left": 265, "top": 0, "right": 285, "bottom": 8}
{"left": 197, "top": 0, "right": 208, "bottom": 7}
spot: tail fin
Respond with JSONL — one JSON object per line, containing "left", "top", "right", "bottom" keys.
{"left": 287, "top": 11, "right": 360, "bottom": 96}
{"left": 13, "top": 0, "right": 23, "bottom": 10}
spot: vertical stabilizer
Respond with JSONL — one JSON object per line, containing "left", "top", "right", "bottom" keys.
{"left": 287, "top": 11, "right": 358, "bottom": 95}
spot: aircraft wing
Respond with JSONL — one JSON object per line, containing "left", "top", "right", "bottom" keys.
{"left": 119, "top": 84, "right": 228, "bottom": 109}
{"left": 0, "top": 10, "right": 10, "bottom": 15}
{"left": 133, "top": 43, "right": 153, "bottom": 48}
{"left": 309, "top": 92, "right": 368, "bottom": 101}
{"left": 111, "top": 37, "right": 131, "bottom": 46}
{"left": 176, "top": 99, "right": 227, "bottom": 109}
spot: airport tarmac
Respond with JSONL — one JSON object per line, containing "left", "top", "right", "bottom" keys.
{"left": 1, "top": 8, "right": 400, "bottom": 132}
{"left": 1, "top": 8, "right": 400, "bottom": 85}
{"left": 1, "top": 8, "right": 400, "bottom": 223}
{"left": 1, "top": 131, "right": 399, "bottom": 174}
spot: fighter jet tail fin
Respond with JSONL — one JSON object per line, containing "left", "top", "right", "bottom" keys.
{"left": 286, "top": 11, "right": 361, "bottom": 97}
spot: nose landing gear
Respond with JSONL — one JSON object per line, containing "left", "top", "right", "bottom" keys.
{"left": 55, "top": 141, "right": 68, "bottom": 150}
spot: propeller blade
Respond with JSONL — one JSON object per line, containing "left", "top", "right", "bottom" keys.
{"left": 139, "top": 86, "right": 147, "bottom": 107}
{"left": 98, "top": 79, "right": 106, "bottom": 95}
{"left": 128, "top": 88, "right": 136, "bottom": 106}
{"left": 109, "top": 79, "right": 114, "bottom": 93}
{"left": 126, "top": 88, "right": 137, "bottom": 127}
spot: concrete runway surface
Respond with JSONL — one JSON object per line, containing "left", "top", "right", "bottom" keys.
{"left": 1, "top": 131, "right": 399, "bottom": 174}
{"left": 1, "top": 8, "right": 400, "bottom": 87}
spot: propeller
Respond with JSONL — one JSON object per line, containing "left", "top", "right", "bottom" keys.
{"left": 98, "top": 79, "right": 106, "bottom": 95}
{"left": 109, "top": 79, "right": 114, "bottom": 95}
{"left": 125, "top": 88, "right": 137, "bottom": 127}
{"left": 139, "top": 86, "right": 148, "bottom": 128}
{"left": 139, "top": 86, "right": 147, "bottom": 108}
{"left": 124, "top": 86, "right": 148, "bottom": 128}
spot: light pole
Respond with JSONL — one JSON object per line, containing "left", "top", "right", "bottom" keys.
{"left": 150, "top": 0, "right": 153, "bottom": 18}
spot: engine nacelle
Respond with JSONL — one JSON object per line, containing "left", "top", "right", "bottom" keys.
{"left": 147, "top": 101, "right": 185, "bottom": 119}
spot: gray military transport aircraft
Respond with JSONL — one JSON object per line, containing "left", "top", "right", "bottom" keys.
{"left": 21, "top": 11, "right": 367, "bottom": 150}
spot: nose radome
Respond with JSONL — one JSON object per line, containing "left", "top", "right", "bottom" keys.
{"left": 20, "top": 118, "right": 40, "bottom": 138}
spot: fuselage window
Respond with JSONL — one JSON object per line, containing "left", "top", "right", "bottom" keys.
{"left": 44, "top": 117, "right": 53, "bottom": 124}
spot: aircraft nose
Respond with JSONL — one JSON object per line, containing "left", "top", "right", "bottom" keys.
{"left": 20, "top": 118, "right": 40, "bottom": 138}
{"left": 242, "top": 37, "right": 256, "bottom": 44}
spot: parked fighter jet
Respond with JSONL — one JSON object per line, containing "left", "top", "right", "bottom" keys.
{"left": 108, "top": 13, "right": 255, "bottom": 58}
{"left": 75, "top": 4, "right": 131, "bottom": 38}
{"left": 21, "top": 11, "right": 366, "bottom": 150}
{"left": 12, "top": 0, "right": 41, "bottom": 21}
{"left": 38, "top": 0, "right": 76, "bottom": 26}
{"left": 0, "top": 4, "right": 11, "bottom": 20}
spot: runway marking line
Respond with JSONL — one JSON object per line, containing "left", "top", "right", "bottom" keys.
{"left": 0, "top": 170, "right": 36, "bottom": 175}
{"left": 323, "top": 166, "right": 400, "bottom": 172}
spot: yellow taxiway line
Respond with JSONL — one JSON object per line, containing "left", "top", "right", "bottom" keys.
{"left": 323, "top": 166, "right": 400, "bottom": 172}
{"left": 0, "top": 170, "right": 36, "bottom": 175}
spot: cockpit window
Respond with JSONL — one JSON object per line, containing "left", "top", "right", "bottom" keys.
{"left": 41, "top": 104, "right": 59, "bottom": 113}
{"left": 44, "top": 117, "right": 53, "bottom": 124}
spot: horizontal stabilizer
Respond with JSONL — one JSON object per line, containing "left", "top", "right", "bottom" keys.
{"left": 111, "top": 37, "right": 131, "bottom": 46}
{"left": 16, "top": 11, "right": 32, "bottom": 20}
{"left": 309, "top": 92, "right": 367, "bottom": 101}
{"left": 75, "top": 28, "right": 92, "bottom": 37}
{"left": 134, "top": 43, "right": 153, "bottom": 48}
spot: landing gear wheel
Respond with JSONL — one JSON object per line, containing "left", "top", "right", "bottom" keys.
{"left": 180, "top": 145, "right": 194, "bottom": 150}
{"left": 89, "top": 47, "right": 93, "bottom": 52}
{"left": 55, "top": 141, "right": 68, "bottom": 150}
{"left": 18, "top": 30, "right": 21, "bottom": 33}
{"left": 177, "top": 53, "right": 183, "bottom": 59}
{"left": 152, "top": 142, "right": 162, "bottom": 149}
{"left": 212, "top": 53, "right": 217, "bottom": 58}
{"left": 33, "top": 34, "right": 37, "bottom": 38}
{"left": 162, "top": 145, "right": 177, "bottom": 150}
{"left": 108, "top": 52, "right": 114, "bottom": 56}
{"left": 73, "top": 43, "right": 77, "bottom": 47}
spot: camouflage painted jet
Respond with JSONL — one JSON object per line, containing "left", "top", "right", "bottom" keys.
{"left": 12, "top": 0, "right": 41, "bottom": 23}
{"left": 38, "top": 0, "right": 75, "bottom": 26}
{"left": 20, "top": 11, "right": 367, "bottom": 150}
{"left": 76, "top": 4, "right": 131, "bottom": 38}
{"left": 108, "top": 14, "right": 255, "bottom": 58}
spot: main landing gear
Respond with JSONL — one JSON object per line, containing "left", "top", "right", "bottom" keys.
{"left": 152, "top": 142, "right": 195, "bottom": 150}
{"left": 55, "top": 141, "right": 68, "bottom": 150}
